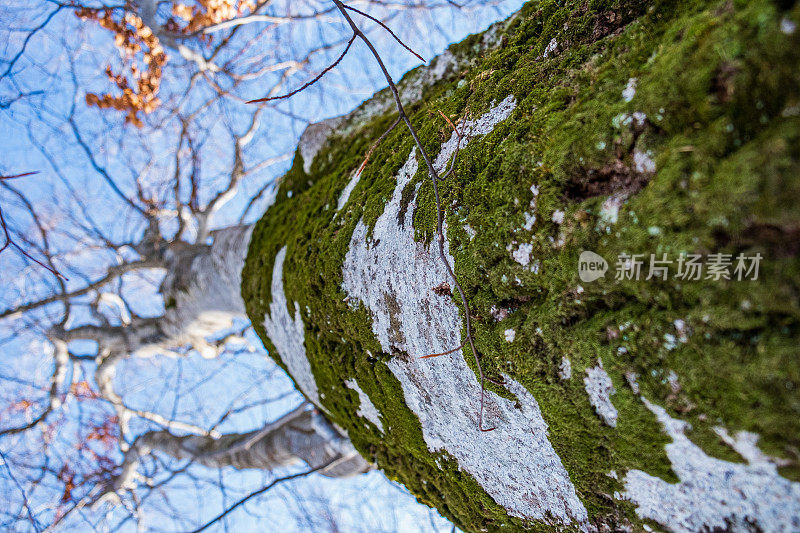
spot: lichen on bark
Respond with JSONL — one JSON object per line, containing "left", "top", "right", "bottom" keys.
{"left": 242, "top": 0, "right": 800, "bottom": 530}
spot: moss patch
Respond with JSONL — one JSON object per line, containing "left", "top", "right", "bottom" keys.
{"left": 243, "top": 0, "right": 800, "bottom": 530}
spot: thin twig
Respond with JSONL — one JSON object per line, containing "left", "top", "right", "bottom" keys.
{"left": 419, "top": 343, "right": 463, "bottom": 359}
{"left": 247, "top": 35, "right": 356, "bottom": 103}
{"left": 184, "top": 459, "right": 337, "bottom": 533}
{"left": 0, "top": 171, "right": 39, "bottom": 180}
{"left": 0, "top": 173, "right": 66, "bottom": 279}
{"left": 333, "top": 0, "right": 499, "bottom": 432}
{"left": 0, "top": 340, "right": 69, "bottom": 437}
{"left": 437, "top": 109, "right": 456, "bottom": 131}
{"left": 356, "top": 116, "right": 401, "bottom": 175}
{"left": 342, "top": 4, "right": 426, "bottom": 63}
{"left": 0, "top": 449, "right": 41, "bottom": 532}
{"left": 437, "top": 109, "right": 467, "bottom": 181}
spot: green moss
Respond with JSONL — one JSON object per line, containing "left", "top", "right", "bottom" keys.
{"left": 243, "top": 0, "right": 800, "bottom": 530}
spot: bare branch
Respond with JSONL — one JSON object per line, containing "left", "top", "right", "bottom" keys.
{"left": 247, "top": 35, "right": 357, "bottom": 104}
{"left": 186, "top": 460, "right": 337, "bottom": 533}
{"left": 0, "top": 175, "right": 67, "bottom": 280}
{"left": 0, "top": 5, "right": 64, "bottom": 80}
{"left": 0, "top": 340, "right": 69, "bottom": 437}
{"left": 0, "top": 259, "right": 161, "bottom": 319}
{"left": 68, "top": 115, "right": 150, "bottom": 217}
{"left": 356, "top": 116, "right": 401, "bottom": 175}
{"left": 343, "top": 4, "right": 426, "bottom": 63}
{"left": 0, "top": 448, "right": 42, "bottom": 531}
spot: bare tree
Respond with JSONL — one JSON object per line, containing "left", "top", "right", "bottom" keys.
{"left": 0, "top": 0, "right": 518, "bottom": 530}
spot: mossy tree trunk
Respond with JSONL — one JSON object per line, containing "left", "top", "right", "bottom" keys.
{"left": 243, "top": 1, "right": 800, "bottom": 530}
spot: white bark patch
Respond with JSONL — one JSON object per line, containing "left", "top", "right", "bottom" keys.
{"left": 402, "top": 51, "right": 458, "bottom": 105}
{"left": 523, "top": 211, "right": 537, "bottom": 231}
{"left": 713, "top": 427, "right": 790, "bottom": 468}
{"left": 543, "top": 38, "right": 558, "bottom": 58}
{"left": 342, "top": 151, "right": 420, "bottom": 353}
{"left": 262, "top": 247, "right": 320, "bottom": 405}
{"left": 558, "top": 357, "right": 572, "bottom": 381}
{"left": 622, "top": 77, "right": 637, "bottom": 102}
{"left": 342, "top": 98, "right": 589, "bottom": 527}
{"left": 523, "top": 184, "right": 539, "bottom": 231}
{"left": 344, "top": 379, "right": 384, "bottom": 432}
{"left": 633, "top": 149, "right": 656, "bottom": 174}
{"left": 583, "top": 360, "right": 618, "bottom": 427}
{"left": 434, "top": 95, "right": 517, "bottom": 169}
{"left": 599, "top": 195, "right": 624, "bottom": 225}
{"left": 625, "top": 371, "right": 640, "bottom": 394}
{"left": 622, "top": 398, "right": 800, "bottom": 532}
{"left": 512, "top": 243, "right": 533, "bottom": 267}
{"left": 463, "top": 224, "right": 476, "bottom": 241}
{"left": 337, "top": 169, "right": 362, "bottom": 211}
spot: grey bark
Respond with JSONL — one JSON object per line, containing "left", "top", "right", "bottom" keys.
{"left": 135, "top": 405, "right": 369, "bottom": 477}
{"left": 107, "top": 404, "right": 370, "bottom": 501}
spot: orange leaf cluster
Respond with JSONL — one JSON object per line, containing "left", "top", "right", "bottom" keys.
{"left": 86, "top": 416, "right": 120, "bottom": 451}
{"left": 3, "top": 399, "right": 33, "bottom": 414}
{"left": 171, "top": 0, "right": 256, "bottom": 33}
{"left": 77, "top": 8, "right": 167, "bottom": 127}
{"left": 57, "top": 464, "right": 76, "bottom": 505}
{"left": 70, "top": 380, "right": 99, "bottom": 401}
{"left": 77, "top": 2, "right": 255, "bottom": 124}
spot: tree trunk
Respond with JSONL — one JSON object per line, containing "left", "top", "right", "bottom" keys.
{"left": 51, "top": 224, "right": 372, "bottom": 490}
{"left": 241, "top": 2, "right": 800, "bottom": 531}
{"left": 156, "top": 224, "right": 254, "bottom": 358}
{"left": 110, "top": 405, "right": 370, "bottom": 495}
{"left": 55, "top": 225, "right": 254, "bottom": 359}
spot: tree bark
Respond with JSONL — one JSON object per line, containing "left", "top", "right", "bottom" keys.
{"left": 131, "top": 405, "right": 369, "bottom": 479}
{"left": 156, "top": 224, "right": 254, "bottom": 358}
